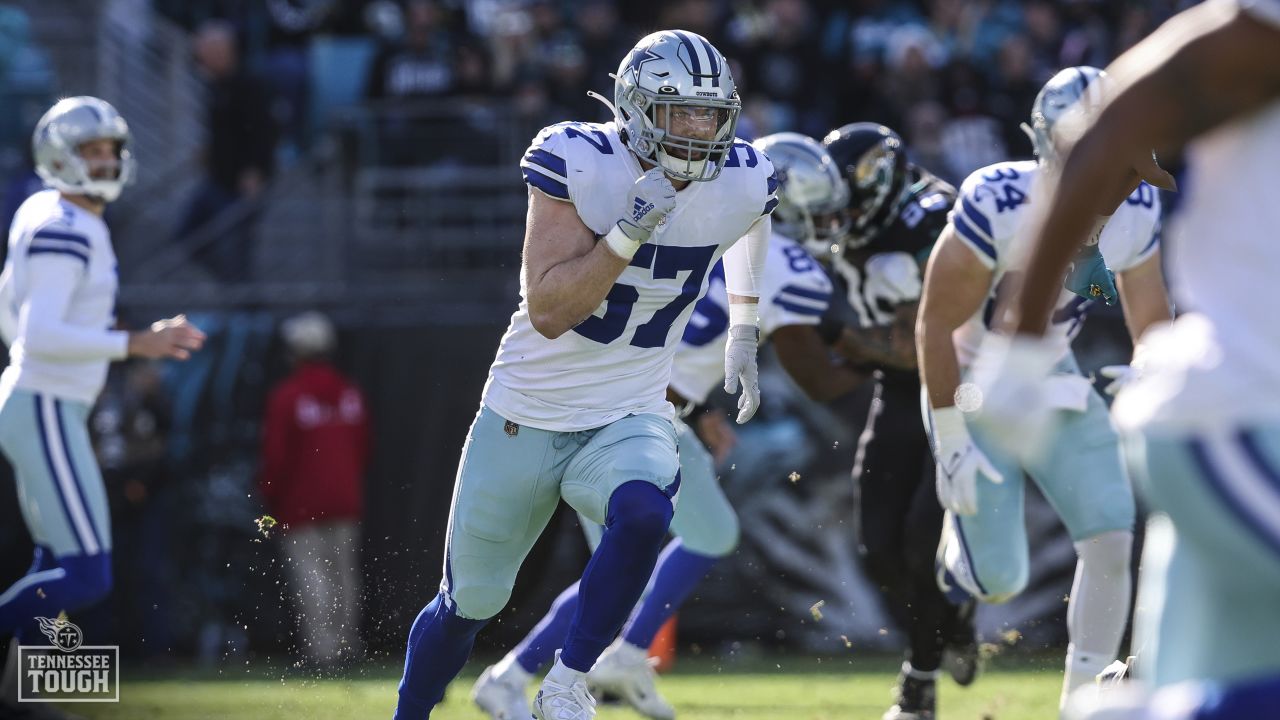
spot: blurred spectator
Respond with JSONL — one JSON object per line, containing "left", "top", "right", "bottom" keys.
{"left": 736, "top": 0, "right": 829, "bottom": 137}
{"left": 365, "top": 0, "right": 495, "bottom": 164}
{"left": 366, "top": 0, "right": 462, "bottom": 100}
{"left": 260, "top": 312, "right": 369, "bottom": 668}
{"left": 263, "top": 0, "right": 340, "bottom": 159}
{"left": 576, "top": 0, "right": 632, "bottom": 93}
{"left": 176, "top": 20, "right": 276, "bottom": 282}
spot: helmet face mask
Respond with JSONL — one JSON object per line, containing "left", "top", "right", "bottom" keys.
{"left": 33, "top": 96, "right": 136, "bottom": 203}
{"left": 752, "top": 132, "right": 850, "bottom": 258}
{"left": 610, "top": 30, "right": 741, "bottom": 182}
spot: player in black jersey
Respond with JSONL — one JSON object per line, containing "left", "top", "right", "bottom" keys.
{"left": 819, "top": 123, "right": 978, "bottom": 720}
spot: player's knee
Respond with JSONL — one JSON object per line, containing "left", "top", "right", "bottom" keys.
{"left": 974, "top": 562, "right": 1028, "bottom": 604}
{"left": 606, "top": 481, "right": 674, "bottom": 543}
{"left": 681, "top": 509, "right": 739, "bottom": 558}
{"left": 61, "top": 553, "right": 113, "bottom": 608}
{"left": 450, "top": 585, "right": 512, "bottom": 621}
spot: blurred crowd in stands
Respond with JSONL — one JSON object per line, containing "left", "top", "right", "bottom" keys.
{"left": 0, "top": 0, "right": 1200, "bottom": 224}
{"left": 143, "top": 0, "right": 1195, "bottom": 182}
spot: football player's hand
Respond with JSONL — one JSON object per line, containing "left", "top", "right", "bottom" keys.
{"left": 931, "top": 406, "right": 1003, "bottom": 516}
{"left": 128, "top": 314, "right": 206, "bottom": 360}
{"left": 616, "top": 167, "right": 677, "bottom": 243}
{"left": 723, "top": 325, "right": 760, "bottom": 424}
{"left": 1099, "top": 364, "right": 1137, "bottom": 396}
{"left": 1064, "top": 241, "right": 1118, "bottom": 306}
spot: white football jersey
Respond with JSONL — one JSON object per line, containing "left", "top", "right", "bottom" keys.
{"left": 948, "top": 160, "right": 1161, "bottom": 367}
{"left": 484, "top": 121, "right": 777, "bottom": 431}
{"left": 1114, "top": 3, "right": 1280, "bottom": 431}
{"left": 668, "top": 233, "right": 833, "bottom": 405}
{"left": 0, "top": 190, "right": 124, "bottom": 405}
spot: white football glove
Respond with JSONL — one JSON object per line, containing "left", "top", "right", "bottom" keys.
{"left": 931, "top": 406, "right": 1003, "bottom": 516}
{"left": 603, "top": 168, "right": 677, "bottom": 261}
{"left": 1098, "top": 364, "right": 1136, "bottom": 396}
{"left": 965, "top": 333, "right": 1062, "bottom": 463}
{"left": 863, "top": 251, "right": 923, "bottom": 307}
{"left": 723, "top": 325, "right": 760, "bottom": 424}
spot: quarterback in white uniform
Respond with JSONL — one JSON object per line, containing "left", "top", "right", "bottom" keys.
{"left": 0, "top": 98, "right": 204, "bottom": 708}
{"left": 470, "top": 133, "right": 862, "bottom": 720}
{"left": 395, "top": 30, "right": 775, "bottom": 720}
{"left": 988, "top": 2, "right": 1280, "bottom": 717}
{"left": 915, "top": 67, "right": 1174, "bottom": 710}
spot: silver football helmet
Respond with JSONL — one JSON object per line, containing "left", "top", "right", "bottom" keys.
{"left": 33, "top": 96, "right": 136, "bottom": 202}
{"left": 1021, "top": 66, "right": 1108, "bottom": 164}
{"left": 752, "top": 132, "right": 850, "bottom": 257}
{"left": 603, "top": 30, "right": 740, "bottom": 182}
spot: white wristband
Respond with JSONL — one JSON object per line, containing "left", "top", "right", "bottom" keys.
{"left": 728, "top": 301, "right": 759, "bottom": 327}
{"left": 931, "top": 405, "right": 970, "bottom": 448}
{"left": 603, "top": 224, "right": 643, "bottom": 260}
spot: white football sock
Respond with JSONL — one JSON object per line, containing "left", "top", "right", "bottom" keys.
{"left": 1061, "top": 530, "right": 1134, "bottom": 710}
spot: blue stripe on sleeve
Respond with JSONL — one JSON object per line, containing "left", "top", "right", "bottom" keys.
{"left": 521, "top": 166, "right": 570, "bottom": 200}
{"left": 780, "top": 284, "right": 830, "bottom": 302}
{"left": 1140, "top": 227, "right": 1161, "bottom": 255}
{"left": 524, "top": 148, "right": 567, "bottom": 177}
{"left": 762, "top": 197, "right": 779, "bottom": 216}
{"left": 952, "top": 215, "right": 997, "bottom": 262}
{"left": 766, "top": 173, "right": 779, "bottom": 195}
{"left": 33, "top": 229, "right": 89, "bottom": 247}
{"left": 29, "top": 246, "right": 89, "bottom": 265}
{"left": 960, "top": 196, "right": 993, "bottom": 239}
{"left": 773, "top": 298, "right": 826, "bottom": 316}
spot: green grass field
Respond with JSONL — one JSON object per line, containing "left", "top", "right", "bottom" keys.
{"left": 62, "top": 654, "right": 1065, "bottom": 719}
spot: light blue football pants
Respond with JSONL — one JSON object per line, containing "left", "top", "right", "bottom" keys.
{"left": 929, "top": 357, "right": 1135, "bottom": 601}
{"left": 441, "top": 405, "right": 679, "bottom": 620}
{"left": 581, "top": 417, "right": 738, "bottom": 557}
{"left": 1123, "top": 421, "right": 1280, "bottom": 687}
{"left": 0, "top": 388, "right": 111, "bottom": 558}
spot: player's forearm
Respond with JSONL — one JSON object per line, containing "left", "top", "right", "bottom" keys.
{"left": 772, "top": 325, "right": 866, "bottom": 402}
{"left": 834, "top": 313, "right": 918, "bottom": 370}
{"left": 917, "top": 322, "right": 961, "bottom": 410}
{"left": 20, "top": 313, "right": 128, "bottom": 362}
{"left": 526, "top": 241, "right": 630, "bottom": 339}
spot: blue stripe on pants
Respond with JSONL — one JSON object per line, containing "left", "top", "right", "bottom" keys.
{"left": 34, "top": 393, "right": 88, "bottom": 555}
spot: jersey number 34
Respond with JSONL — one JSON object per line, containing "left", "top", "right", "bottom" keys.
{"left": 574, "top": 244, "right": 717, "bottom": 348}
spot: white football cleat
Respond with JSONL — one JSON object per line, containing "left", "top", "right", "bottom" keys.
{"left": 532, "top": 674, "right": 597, "bottom": 720}
{"left": 472, "top": 661, "right": 531, "bottom": 720}
{"left": 587, "top": 640, "right": 675, "bottom": 720}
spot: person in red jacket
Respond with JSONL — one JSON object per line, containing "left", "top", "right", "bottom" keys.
{"left": 260, "top": 311, "right": 370, "bottom": 668}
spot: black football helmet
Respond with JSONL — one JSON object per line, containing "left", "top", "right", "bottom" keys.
{"left": 822, "top": 122, "right": 910, "bottom": 250}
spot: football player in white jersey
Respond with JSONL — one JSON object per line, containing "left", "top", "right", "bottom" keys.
{"left": 0, "top": 97, "right": 205, "bottom": 709}
{"left": 394, "top": 30, "right": 776, "bottom": 720}
{"left": 979, "top": 2, "right": 1280, "bottom": 718}
{"left": 469, "top": 133, "right": 864, "bottom": 720}
{"left": 915, "top": 67, "right": 1176, "bottom": 712}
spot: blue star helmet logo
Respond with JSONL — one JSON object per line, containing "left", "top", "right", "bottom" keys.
{"left": 625, "top": 46, "right": 663, "bottom": 78}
